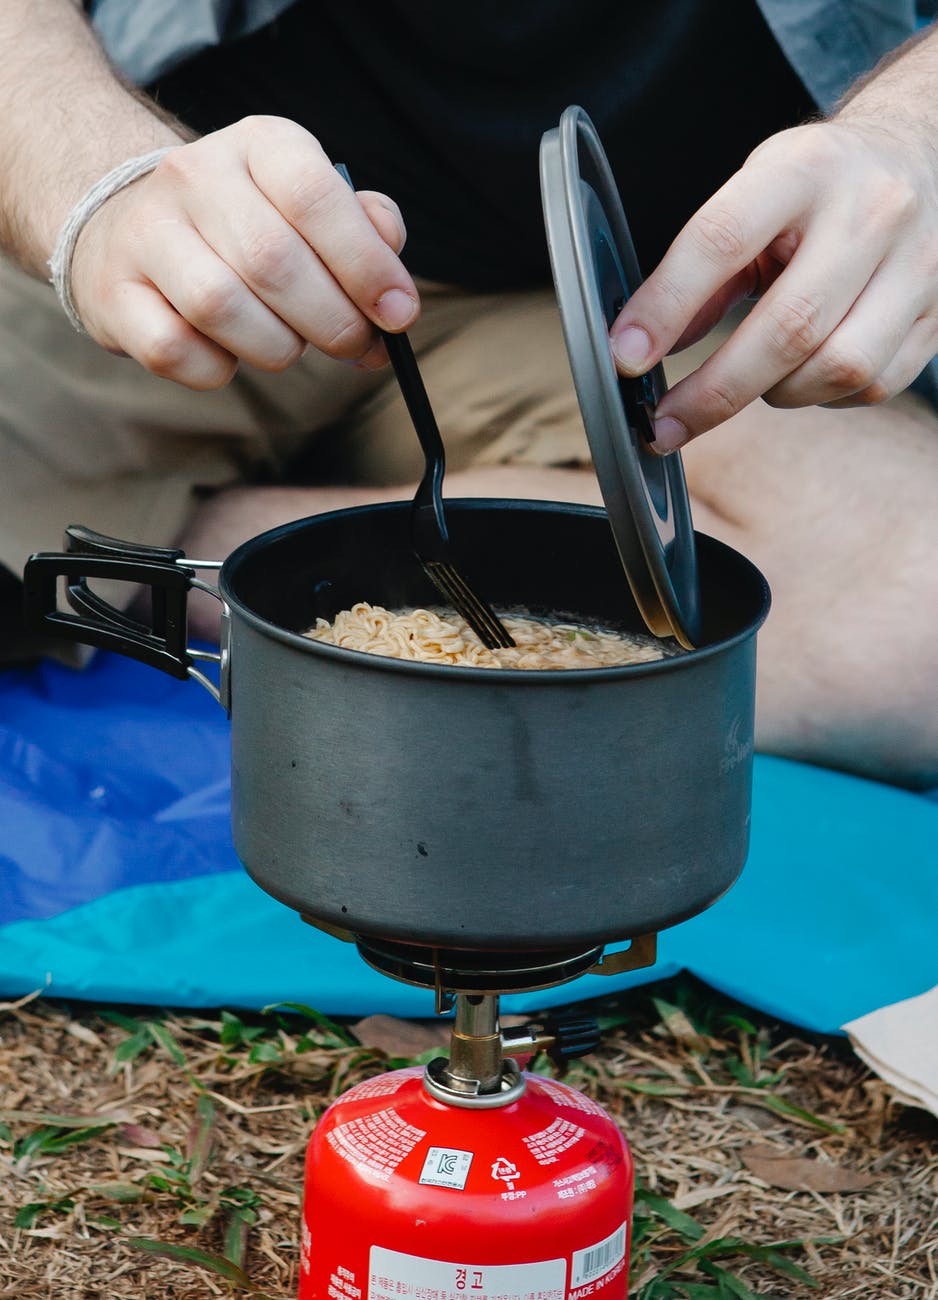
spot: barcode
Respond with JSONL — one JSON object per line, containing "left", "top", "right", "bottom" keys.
{"left": 570, "top": 1224, "right": 627, "bottom": 1288}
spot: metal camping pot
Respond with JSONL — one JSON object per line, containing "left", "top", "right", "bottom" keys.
{"left": 24, "top": 498, "right": 769, "bottom": 954}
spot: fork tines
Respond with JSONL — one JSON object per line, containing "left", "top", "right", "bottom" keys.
{"left": 422, "top": 559, "right": 516, "bottom": 650}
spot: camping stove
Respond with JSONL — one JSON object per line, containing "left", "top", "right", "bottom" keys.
{"left": 297, "top": 937, "right": 657, "bottom": 1300}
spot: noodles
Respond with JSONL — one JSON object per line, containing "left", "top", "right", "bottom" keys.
{"left": 305, "top": 602, "right": 669, "bottom": 670}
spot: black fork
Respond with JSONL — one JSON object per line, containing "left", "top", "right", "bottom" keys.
{"left": 336, "top": 164, "right": 514, "bottom": 650}
{"left": 381, "top": 331, "right": 515, "bottom": 649}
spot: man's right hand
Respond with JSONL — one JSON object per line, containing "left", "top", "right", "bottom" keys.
{"left": 69, "top": 116, "right": 418, "bottom": 389}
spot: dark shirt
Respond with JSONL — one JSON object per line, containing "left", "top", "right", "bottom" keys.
{"left": 150, "top": 0, "right": 816, "bottom": 289}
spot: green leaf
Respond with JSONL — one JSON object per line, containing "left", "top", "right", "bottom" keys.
{"left": 753, "top": 1092, "right": 845, "bottom": 1133}
{"left": 14, "top": 1202, "right": 51, "bottom": 1229}
{"left": 760, "top": 1251, "right": 818, "bottom": 1286}
{"left": 219, "top": 1011, "right": 266, "bottom": 1047}
{"left": 263, "top": 1001, "right": 357, "bottom": 1045}
{"left": 147, "top": 1022, "right": 187, "bottom": 1067}
{"left": 248, "top": 1040, "right": 283, "bottom": 1064}
{"left": 10, "top": 1117, "right": 116, "bottom": 1160}
{"left": 756, "top": 1070, "right": 787, "bottom": 1088}
{"left": 529, "top": 1053, "right": 556, "bottom": 1078}
{"left": 635, "top": 1279, "right": 682, "bottom": 1300}
{"left": 179, "top": 1202, "right": 218, "bottom": 1228}
{"left": 620, "top": 1080, "right": 688, "bottom": 1097}
{"left": 219, "top": 1010, "right": 244, "bottom": 1045}
{"left": 89, "top": 1215, "right": 122, "bottom": 1229}
{"left": 224, "top": 1209, "right": 251, "bottom": 1269}
{"left": 595, "top": 1012, "right": 633, "bottom": 1031}
{"left": 220, "top": 1186, "right": 261, "bottom": 1211}
{"left": 697, "top": 1262, "right": 761, "bottom": 1300}
{"left": 630, "top": 1216, "right": 657, "bottom": 1248}
{"left": 146, "top": 1162, "right": 191, "bottom": 1195}
{"left": 702, "top": 1240, "right": 820, "bottom": 1286}
{"left": 14, "top": 1198, "right": 74, "bottom": 1228}
{"left": 0, "top": 1121, "right": 12, "bottom": 1143}
{"left": 113, "top": 1029, "right": 152, "bottom": 1064}
{"left": 40, "top": 1125, "right": 112, "bottom": 1154}
{"left": 412, "top": 1046, "right": 449, "bottom": 1066}
{"left": 665, "top": 1235, "right": 819, "bottom": 1293}
{"left": 724, "top": 1057, "right": 785, "bottom": 1089}
{"left": 156, "top": 1167, "right": 189, "bottom": 1190}
{"left": 13, "top": 1126, "right": 62, "bottom": 1159}
{"left": 100, "top": 1010, "right": 143, "bottom": 1033}
{"left": 633, "top": 1190, "right": 706, "bottom": 1242}
{"left": 125, "top": 1237, "right": 250, "bottom": 1286}
{"left": 724, "top": 1057, "right": 755, "bottom": 1088}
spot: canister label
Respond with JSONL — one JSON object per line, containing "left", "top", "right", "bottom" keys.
{"left": 570, "top": 1223, "right": 628, "bottom": 1290}
{"left": 369, "top": 1246, "right": 566, "bottom": 1300}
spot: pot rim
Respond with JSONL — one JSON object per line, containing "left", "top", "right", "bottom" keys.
{"left": 219, "top": 497, "right": 770, "bottom": 684}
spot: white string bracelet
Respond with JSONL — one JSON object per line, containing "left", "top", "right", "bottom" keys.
{"left": 48, "top": 145, "right": 179, "bottom": 333}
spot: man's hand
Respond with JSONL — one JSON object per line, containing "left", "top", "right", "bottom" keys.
{"left": 611, "top": 111, "right": 938, "bottom": 452}
{"left": 70, "top": 116, "right": 416, "bottom": 389}
{"left": 0, "top": 3, "right": 415, "bottom": 389}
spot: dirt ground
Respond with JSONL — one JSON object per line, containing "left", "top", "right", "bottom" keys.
{"left": 1, "top": 978, "right": 936, "bottom": 1299}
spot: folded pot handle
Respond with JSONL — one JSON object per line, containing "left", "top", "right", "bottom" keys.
{"left": 24, "top": 525, "right": 196, "bottom": 680}
{"left": 64, "top": 523, "right": 187, "bottom": 565}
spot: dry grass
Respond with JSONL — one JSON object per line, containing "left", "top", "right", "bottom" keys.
{"left": 0, "top": 978, "right": 935, "bottom": 1299}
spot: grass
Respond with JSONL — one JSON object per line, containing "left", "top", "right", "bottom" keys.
{"left": 1, "top": 975, "right": 936, "bottom": 1298}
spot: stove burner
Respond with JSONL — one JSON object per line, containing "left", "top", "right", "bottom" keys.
{"left": 355, "top": 937, "right": 604, "bottom": 996}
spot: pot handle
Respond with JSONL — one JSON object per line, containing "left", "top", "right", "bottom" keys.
{"left": 24, "top": 524, "right": 200, "bottom": 681}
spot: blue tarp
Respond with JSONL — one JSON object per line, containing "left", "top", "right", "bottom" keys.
{"left": 1, "top": 651, "right": 936, "bottom": 1030}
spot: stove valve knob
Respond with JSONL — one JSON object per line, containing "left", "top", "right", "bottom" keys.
{"left": 501, "top": 1015, "right": 601, "bottom": 1065}
{"left": 544, "top": 1014, "right": 602, "bottom": 1063}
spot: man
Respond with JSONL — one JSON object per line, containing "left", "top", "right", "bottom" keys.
{"left": 1, "top": 0, "right": 936, "bottom": 786}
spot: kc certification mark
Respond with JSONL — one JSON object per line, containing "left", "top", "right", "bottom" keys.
{"left": 419, "top": 1146, "right": 474, "bottom": 1190}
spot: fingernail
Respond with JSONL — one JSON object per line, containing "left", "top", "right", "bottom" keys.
{"left": 376, "top": 288, "right": 417, "bottom": 331}
{"left": 611, "top": 325, "right": 652, "bottom": 375}
{"left": 652, "top": 415, "right": 688, "bottom": 453}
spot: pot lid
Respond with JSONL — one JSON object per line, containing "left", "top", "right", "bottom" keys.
{"left": 539, "top": 105, "right": 702, "bottom": 649}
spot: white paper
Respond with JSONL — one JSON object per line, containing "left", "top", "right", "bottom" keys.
{"left": 843, "top": 984, "right": 938, "bottom": 1119}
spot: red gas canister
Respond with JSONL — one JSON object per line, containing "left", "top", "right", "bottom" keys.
{"left": 298, "top": 1067, "right": 633, "bottom": 1300}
